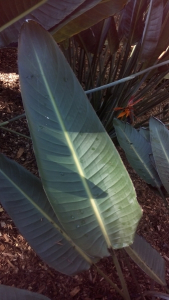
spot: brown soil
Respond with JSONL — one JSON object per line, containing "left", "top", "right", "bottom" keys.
{"left": 0, "top": 48, "right": 169, "bottom": 300}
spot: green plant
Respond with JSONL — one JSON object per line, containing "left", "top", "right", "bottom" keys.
{"left": 114, "top": 116, "right": 169, "bottom": 207}
{"left": 1, "top": 1, "right": 169, "bottom": 299}
{"left": 1, "top": 19, "right": 169, "bottom": 300}
{"left": 0, "top": 0, "right": 126, "bottom": 47}
{"left": 0, "top": 20, "right": 143, "bottom": 300}
{"left": 0, "top": 285, "right": 51, "bottom": 300}
{"left": 60, "top": 0, "right": 169, "bottom": 138}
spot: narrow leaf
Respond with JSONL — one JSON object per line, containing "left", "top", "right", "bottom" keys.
{"left": 0, "top": 0, "right": 47, "bottom": 31}
{"left": 141, "top": 0, "right": 163, "bottom": 60}
{"left": 125, "top": 234, "right": 166, "bottom": 286}
{"left": 18, "top": 20, "right": 142, "bottom": 257}
{"left": 52, "top": 0, "right": 127, "bottom": 43}
{"left": 107, "top": 16, "right": 119, "bottom": 55}
{"left": 0, "top": 154, "right": 91, "bottom": 275}
{"left": 0, "top": 284, "right": 50, "bottom": 300}
{"left": 114, "top": 118, "right": 162, "bottom": 188}
{"left": 0, "top": 0, "right": 100, "bottom": 47}
{"left": 150, "top": 117, "right": 169, "bottom": 194}
{"left": 118, "top": 0, "right": 146, "bottom": 44}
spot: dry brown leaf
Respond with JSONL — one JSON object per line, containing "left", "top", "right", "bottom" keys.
{"left": 70, "top": 286, "right": 80, "bottom": 297}
{"left": 3, "top": 233, "right": 9, "bottom": 242}
{"left": 0, "top": 244, "right": 5, "bottom": 251}
{"left": 16, "top": 147, "right": 24, "bottom": 158}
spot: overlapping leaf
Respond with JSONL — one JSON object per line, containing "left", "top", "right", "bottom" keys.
{"left": 18, "top": 20, "right": 142, "bottom": 257}
{"left": 126, "top": 234, "right": 166, "bottom": 286}
{"left": 114, "top": 118, "right": 162, "bottom": 188}
{"left": 0, "top": 0, "right": 102, "bottom": 47}
{"left": 118, "top": 0, "right": 146, "bottom": 44}
{"left": 0, "top": 154, "right": 91, "bottom": 275}
{"left": 150, "top": 117, "right": 169, "bottom": 194}
{"left": 0, "top": 284, "right": 51, "bottom": 300}
{"left": 52, "top": 0, "right": 126, "bottom": 43}
{"left": 141, "top": 0, "right": 163, "bottom": 60}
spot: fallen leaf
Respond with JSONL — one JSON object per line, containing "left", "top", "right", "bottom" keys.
{"left": 0, "top": 244, "right": 5, "bottom": 251}
{"left": 16, "top": 147, "right": 24, "bottom": 158}
{"left": 70, "top": 286, "right": 80, "bottom": 297}
{"left": 3, "top": 233, "right": 9, "bottom": 242}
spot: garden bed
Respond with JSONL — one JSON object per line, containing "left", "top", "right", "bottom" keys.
{"left": 0, "top": 48, "right": 169, "bottom": 300}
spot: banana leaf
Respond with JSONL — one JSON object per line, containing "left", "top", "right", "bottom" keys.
{"left": 149, "top": 117, "right": 169, "bottom": 194}
{"left": 118, "top": 0, "right": 146, "bottom": 44}
{"left": 140, "top": 0, "right": 163, "bottom": 60}
{"left": 18, "top": 20, "right": 142, "bottom": 257}
{"left": 0, "top": 284, "right": 50, "bottom": 300}
{"left": 126, "top": 234, "right": 166, "bottom": 286}
{"left": 0, "top": 0, "right": 101, "bottom": 47}
{"left": 52, "top": 0, "right": 126, "bottom": 43}
{"left": 139, "top": 127, "right": 150, "bottom": 142}
{"left": 0, "top": 0, "right": 127, "bottom": 47}
{"left": 0, "top": 153, "right": 91, "bottom": 275}
{"left": 113, "top": 118, "right": 162, "bottom": 188}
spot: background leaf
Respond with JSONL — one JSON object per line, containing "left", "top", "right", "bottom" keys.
{"left": 0, "top": 0, "right": 47, "bottom": 31}
{"left": 0, "top": 154, "right": 91, "bottom": 275}
{"left": 0, "top": 0, "right": 102, "bottom": 47}
{"left": 0, "top": 284, "right": 51, "bottom": 300}
{"left": 150, "top": 117, "right": 169, "bottom": 195}
{"left": 140, "top": 0, "right": 163, "bottom": 60}
{"left": 18, "top": 20, "right": 142, "bottom": 256}
{"left": 52, "top": 0, "right": 126, "bottom": 43}
{"left": 125, "top": 234, "right": 166, "bottom": 286}
{"left": 113, "top": 118, "right": 162, "bottom": 188}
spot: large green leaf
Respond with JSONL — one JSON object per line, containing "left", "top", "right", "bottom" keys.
{"left": 139, "top": 127, "right": 150, "bottom": 142}
{"left": 144, "top": 2, "right": 169, "bottom": 66}
{"left": 0, "top": 284, "right": 50, "bottom": 300}
{"left": 113, "top": 119, "right": 162, "bottom": 188}
{"left": 0, "top": 0, "right": 101, "bottom": 47}
{"left": 52, "top": 0, "right": 126, "bottom": 43}
{"left": 18, "top": 20, "right": 142, "bottom": 256}
{"left": 0, "top": 154, "right": 92, "bottom": 275}
{"left": 150, "top": 117, "right": 169, "bottom": 194}
{"left": 125, "top": 234, "right": 166, "bottom": 286}
{"left": 140, "top": 0, "right": 163, "bottom": 60}
{"left": 118, "top": 0, "right": 146, "bottom": 44}
{"left": 0, "top": 0, "right": 47, "bottom": 31}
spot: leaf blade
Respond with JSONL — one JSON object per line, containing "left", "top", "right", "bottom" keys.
{"left": 150, "top": 117, "right": 169, "bottom": 194}
{"left": 0, "top": 0, "right": 101, "bottom": 47}
{"left": 125, "top": 234, "right": 166, "bottom": 286}
{"left": 0, "top": 154, "right": 91, "bottom": 275}
{"left": 114, "top": 118, "right": 162, "bottom": 187}
{"left": 141, "top": 0, "right": 163, "bottom": 60}
{"left": 52, "top": 0, "right": 126, "bottom": 43}
{"left": 0, "top": 285, "right": 51, "bottom": 300}
{"left": 18, "top": 20, "right": 142, "bottom": 256}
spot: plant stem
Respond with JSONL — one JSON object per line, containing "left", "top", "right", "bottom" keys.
{"left": 0, "top": 126, "right": 31, "bottom": 140}
{"left": 93, "top": 264, "right": 125, "bottom": 299}
{"left": 109, "top": 248, "right": 131, "bottom": 300}
{"left": 0, "top": 113, "right": 26, "bottom": 127}
{"left": 122, "top": 249, "right": 146, "bottom": 300}
{"left": 157, "top": 186, "right": 169, "bottom": 209}
{"left": 85, "top": 60, "right": 169, "bottom": 95}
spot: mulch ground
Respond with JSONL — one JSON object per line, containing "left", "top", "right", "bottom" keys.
{"left": 0, "top": 48, "right": 169, "bottom": 300}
